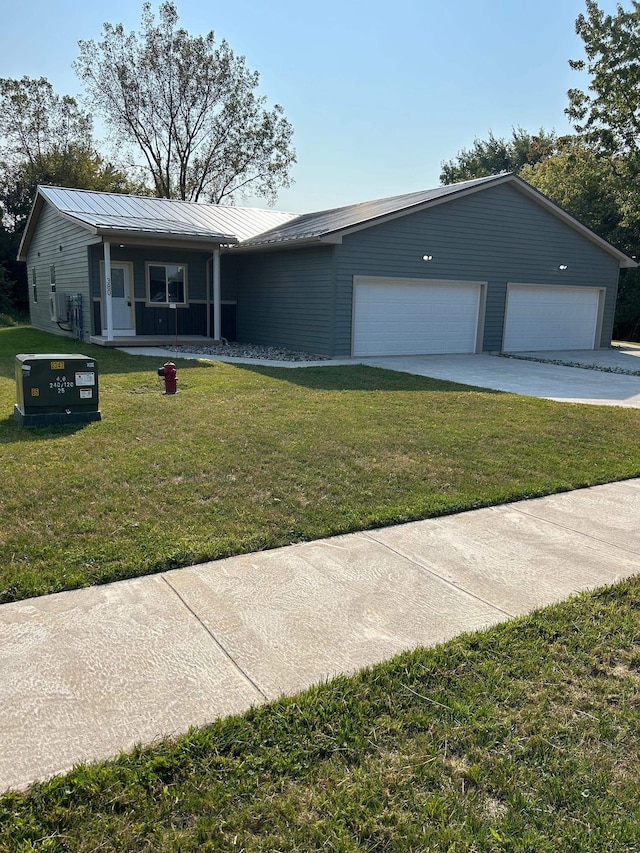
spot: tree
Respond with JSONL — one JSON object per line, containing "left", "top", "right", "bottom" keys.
{"left": 0, "top": 76, "right": 93, "bottom": 172}
{"left": 566, "top": 1, "right": 640, "bottom": 342}
{"left": 440, "top": 127, "right": 560, "bottom": 184}
{"left": 75, "top": 2, "right": 296, "bottom": 203}
{"left": 521, "top": 141, "right": 640, "bottom": 342}
{"left": 567, "top": 1, "right": 640, "bottom": 159}
{"left": 521, "top": 140, "right": 635, "bottom": 250}
{"left": 0, "top": 76, "right": 135, "bottom": 312}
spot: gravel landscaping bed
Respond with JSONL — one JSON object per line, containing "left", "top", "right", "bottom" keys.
{"left": 499, "top": 351, "right": 640, "bottom": 376}
{"left": 173, "top": 342, "right": 331, "bottom": 361}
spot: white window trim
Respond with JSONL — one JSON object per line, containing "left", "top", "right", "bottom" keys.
{"left": 145, "top": 261, "right": 188, "bottom": 307}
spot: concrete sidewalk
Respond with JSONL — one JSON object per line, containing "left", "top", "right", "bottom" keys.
{"left": 2, "top": 479, "right": 640, "bottom": 792}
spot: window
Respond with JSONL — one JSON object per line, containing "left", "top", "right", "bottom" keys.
{"left": 49, "top": 265, "right": 57, "bottom": 321}
{"left": 146, "top": 263, "right": 187, "bottom": 305}
{"left": 31, "top": 267, "right": 37, "bottom": 303}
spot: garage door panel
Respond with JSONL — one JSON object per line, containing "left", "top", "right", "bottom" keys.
{"left": 503, "top": 285, "right": 600, "bottom": 352}
{"left": 353, "top": 279, "right": 481, "bottom": 357}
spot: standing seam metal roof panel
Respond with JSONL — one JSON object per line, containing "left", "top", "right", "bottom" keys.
{"left": 38, "top": 186, "right": 299, "bottom": 242}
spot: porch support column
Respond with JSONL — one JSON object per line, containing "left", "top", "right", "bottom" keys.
{"left": 104, "top": 240, "right": 114, "bottom": 342}
{"left": 213, "top": 247, "right": 221, "bottom": 341}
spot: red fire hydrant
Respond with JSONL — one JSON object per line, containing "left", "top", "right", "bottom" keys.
{"left": 157, "top": 361, "right": 178, "bottom": 395}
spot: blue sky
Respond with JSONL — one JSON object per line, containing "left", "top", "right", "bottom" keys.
{"left": 0, "top": 0, "right": 621, "bottom": 212}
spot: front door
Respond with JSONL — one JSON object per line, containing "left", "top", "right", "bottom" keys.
{"left": 102, "top": 262, "right": 135, "bottom": 335}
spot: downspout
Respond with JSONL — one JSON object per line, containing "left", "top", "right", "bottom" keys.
{"left": 104, "top": 241, "right": 114, "bottom": 342}
{"left": 213, "top": 248, "right": 221, "bottom": 341}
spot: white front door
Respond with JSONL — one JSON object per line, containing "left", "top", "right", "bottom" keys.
{"left": 102, "top": 262, "right": 135, "bottom": 335}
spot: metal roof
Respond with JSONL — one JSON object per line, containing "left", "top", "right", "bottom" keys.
{"left": 237, "top": 175, "right": 503, "bottom": 247}
{"left": 18, "top": 176, "right": 636, "bottom": 268}
{"left": 232, "top": 173, "right": 636, "bottom": 268}
{"left": 38, "top": 186, "right": 298, "bottom": 242}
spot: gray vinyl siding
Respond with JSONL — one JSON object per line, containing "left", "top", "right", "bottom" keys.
{"left": 88, "top": 245, "right": 219, "bottom": 335}
{"left": 26, "top": 203, "right": 96, "bottom": 340}
{"left": 89, "top": 246, "right": 211, "bottom": 301}
{"left": 334, "top": 183, "right": 620, "bottom": 355}
{"left": 232, "top": 247, "right": 335, "bottom": 355}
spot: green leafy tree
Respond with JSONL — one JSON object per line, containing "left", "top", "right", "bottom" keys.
{"left": 0, "top": 76, "right": 135, "bottom": 312}
{"left": 567, "top": 0, "right": 640, "bottom": 159}
{"left": 566, "top": 1, "right": 640, "bottom": 341}
{"left": 75, "top": 1, "right": 296, "bottom": 203}
{"left": 521, "top": 140, "right": 633, "bottom": 251}
{"left": 520, "top": 141, "right": 640, "bottom": 340}
{"left": 440, "top": 127, "right": 560, "bottom": 184}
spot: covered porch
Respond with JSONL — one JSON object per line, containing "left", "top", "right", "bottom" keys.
{"left": 89, "top": 334, "right": 218, "bottom": 348}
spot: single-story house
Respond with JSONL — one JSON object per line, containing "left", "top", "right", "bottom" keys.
{"left": 18, "top": 173, "right": 636, "bottom": 356}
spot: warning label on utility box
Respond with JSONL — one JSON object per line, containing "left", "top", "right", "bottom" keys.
{"left": 75, "top": 372, "right": 95, "bottom": 387}
{"left": 79, "top": 388, "right": 93, "bottom": 399}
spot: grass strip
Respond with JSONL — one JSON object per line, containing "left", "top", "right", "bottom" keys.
{"left": 2, "top": 326, "right": 640, "bottom": 602}
{"left": 1, "top": 577, "right": 639, "bottom": 851}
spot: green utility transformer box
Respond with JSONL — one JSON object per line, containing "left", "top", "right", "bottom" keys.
{"left": 14, "top": 354, "right": 101, "bottom": 426}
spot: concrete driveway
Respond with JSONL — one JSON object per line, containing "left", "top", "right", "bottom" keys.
{"left": 126, "top": 344, "right": 640, "bottom": 408}
{"left": 361, "top": 349, "right": 640, "bottom": 408}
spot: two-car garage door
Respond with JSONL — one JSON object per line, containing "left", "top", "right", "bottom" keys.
{"left": 353, "top": 277, "right": 482, "bottom": 357}
{"left": 352, "top": 277, "right": 603, "bottom": 356}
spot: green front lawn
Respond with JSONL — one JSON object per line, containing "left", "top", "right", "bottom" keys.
{"left": 1, "top": 325, "right": 640, "bottom": 603}
{"left": 2, "top": 577, "right": 639, "bottom": 851}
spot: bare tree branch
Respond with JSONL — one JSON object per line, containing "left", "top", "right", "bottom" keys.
{"left": 74, "top": 2, "right": 296, "bottom": 203}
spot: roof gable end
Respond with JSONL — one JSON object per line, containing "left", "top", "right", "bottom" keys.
{"left": 236, "top": 173, "right": 636, "bottom": 268}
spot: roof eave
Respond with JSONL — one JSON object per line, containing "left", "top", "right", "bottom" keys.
{"left": 315, "top": 172, "right": 636, "bottom": 268}
{"left": 508, "top": 178, "right": 638, "bottom": 268}
{"left": 232, "top": 235, "right": 326, "bottom": 252}
{"left": 17, "top": 189, "right": 47, "bottom": 261}
{"left": 95, "top": 226, "right": 239, "bottom": 247}
{"left": 314, "top": 173, "right": 516, "bottom": 244}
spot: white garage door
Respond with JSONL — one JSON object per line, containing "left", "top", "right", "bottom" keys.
{"left": 353, "top": 277, "right": 482, "bottom": 357}
{"left": 503, "top": 285, "right": 601, "bottom": 352}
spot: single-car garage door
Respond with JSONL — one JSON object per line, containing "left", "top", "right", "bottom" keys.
{"left": 503, "top": 284, "right": 602, "bottom": 352}
{"left": 353, "top": 277, "right": 483, "bottom": 357}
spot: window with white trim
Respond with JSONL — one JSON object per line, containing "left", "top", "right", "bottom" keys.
{"left": 49, "top": 265, "right": 56, "bottom": 320}
{"left": 146, "top": 263, "right": 187, "bottom": 305}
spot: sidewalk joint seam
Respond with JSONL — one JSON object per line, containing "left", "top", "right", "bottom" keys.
{"left": 160, "top": 575, "right": 269, "bottom": 702}
{"left": 359, "top": 533, "right": 515, "bottom": 618}
{"left": 507, "top": 505, "right": 640, "bottom": 556}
